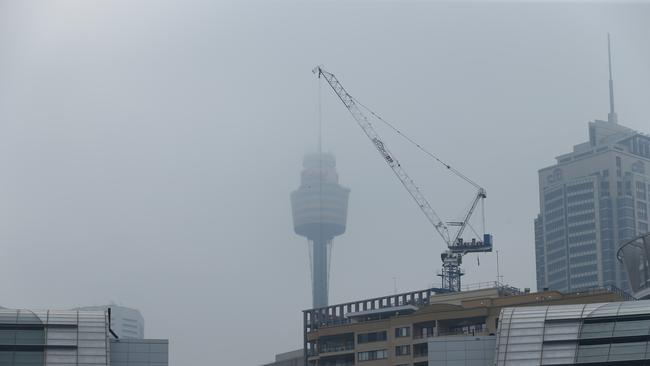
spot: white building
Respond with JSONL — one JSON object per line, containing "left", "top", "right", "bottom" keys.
{"left": 77, "top": 305, "right": 145, "bottom": 340}
{"left": 0, "top": 308, "right": 167, "bottom": 366}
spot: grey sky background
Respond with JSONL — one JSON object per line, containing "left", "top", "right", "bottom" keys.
{"left": 1, "top": 1, "right": 650, "bottom": 365}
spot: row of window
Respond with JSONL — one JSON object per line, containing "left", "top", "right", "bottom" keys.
{"left": 395, "top": 345, "right": 410, "bottom": 356}
{"left": 0, "top": 329, "right": 45, "bottom": 346}
{"left": 567, "top": 192, "right": 596, "bottom": 204}
{"left": 357, "top": 331, "right": 386, "bottom": 344}
{"left": 545, "top": 199, "right": 565, "bottom": 211}
{"left": 0, "top": 351, "right": 44, "bottom": 366}
{"left": 544, "top": 189, "right": 564, "bottom": 202}
{"left": 568, "top": 253, "right": 597, "bottom": 265}
{"left": 545, "top": 209, "right": 565, "bottom": 222}
{"left": 581, "top": 318, "right": 650, "bottom": 339}
{"left": 567, "top": 182, "right": 595, "bottom": 194}
{"left": 357, "top": 327, "right": 412, "bottom": 344}
{"left": 568, "top": 213, "right": 598, "bottom": 224}
{"left": 577, "top": 341, "right": 650, "bottom": 364}
{"left": 568, "top": 244, "right": 598, "bottom": 257}
{"left": 548, "top": 270, "right": 568, "bottom": 283}
{"left": 358, "top": 349, "right": 387, "bottom": 361}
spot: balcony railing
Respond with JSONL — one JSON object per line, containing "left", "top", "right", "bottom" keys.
{"left": 437, "top": 328, "right": 489, "bottom": 337}
{"left": 412, "top": 325, "right": 488, "bottom": 339}
{"left": 320, "top": 342, "right": 354, "bottom": 354}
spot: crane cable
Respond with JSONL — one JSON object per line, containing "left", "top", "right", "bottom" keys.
{"left": 351, "top": 96, "right": 482, "bottom": 191}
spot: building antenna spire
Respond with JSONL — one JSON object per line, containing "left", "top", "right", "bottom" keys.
{"left": 608, "top": 33, "right": 618, "bottom": 124}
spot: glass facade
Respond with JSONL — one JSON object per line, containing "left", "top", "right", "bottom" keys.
{"left": 536, "top": 121, "right": 650, "bottom": 293}
{"left": 495, "top": 300, "right": 650, "bottom": 365}
{"left": 0, "top": 310, "right": 45, "bottom": 366}
{"left": 0, "top": 309, "right": 108, "bottom": 366}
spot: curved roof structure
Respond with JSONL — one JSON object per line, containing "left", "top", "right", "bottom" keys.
{"left": 495, "top": 299, "right": 650, "bottom": 365}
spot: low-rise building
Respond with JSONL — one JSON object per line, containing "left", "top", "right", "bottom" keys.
{"left": 303, "top": 284, "right": 630, "bottom": 366}
{"left": 0, "top": 307, "right": 168, "bottom": 366}
{"left": 262, "top": 349, "right": 304, "bottom": 366}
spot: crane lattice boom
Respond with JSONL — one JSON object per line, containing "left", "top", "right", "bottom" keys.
{"left": 315, "top": 66, "right": 451, "bottom": 245}
{"left": 314, "top": 65, "right": 492, "bottom": 292}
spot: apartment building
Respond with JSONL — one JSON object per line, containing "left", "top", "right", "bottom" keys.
{"left": 303, "top": 284, "right": 629, "bottom": 366}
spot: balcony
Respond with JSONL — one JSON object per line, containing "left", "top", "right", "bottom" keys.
{"left": 319, "top": 362, "right": 354, "bottom": 366}
{"left": 320, "top": 342, "right": 354, "bottom": 354}
{"left": 413, "top": 343, "right": 428, "bottom": 358}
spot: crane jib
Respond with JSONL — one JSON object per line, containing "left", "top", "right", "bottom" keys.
{"left": 372, "top": 138, "right": 394, "bottom": 164}
{"left": 315, "top": 65, "right": 491, "bottom": 292}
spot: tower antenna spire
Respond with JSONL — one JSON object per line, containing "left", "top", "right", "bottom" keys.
{"left": 608, "top": 33, "right": 618, "bottom": 124}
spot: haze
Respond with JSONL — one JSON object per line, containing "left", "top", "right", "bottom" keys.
{"left": 1, "top": 1, "right": 650, "bottom": 365}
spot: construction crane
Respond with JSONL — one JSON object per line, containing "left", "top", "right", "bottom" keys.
{"left": 314, "top": 66, "right": 493, "bottom": 292}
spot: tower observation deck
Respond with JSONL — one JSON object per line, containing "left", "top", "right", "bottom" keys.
{"left": 291, "top": 153, "right": 350, "bottom": 308}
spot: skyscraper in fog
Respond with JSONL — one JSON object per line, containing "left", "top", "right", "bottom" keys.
{"left": 535, "top": 120, "right": 650, "bottom": 292}
{"left": 535, "top": 38, "right": 650, "bottom": 292}
{"left": 291, "top": 153, "right": 350, "bottom": 308}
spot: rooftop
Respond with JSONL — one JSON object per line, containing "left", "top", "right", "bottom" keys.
{"left": 303, "top": 283, "right": 633, "bottom": 334}
{"left": 550, "top": 120, "right": 650, "bottom": 167}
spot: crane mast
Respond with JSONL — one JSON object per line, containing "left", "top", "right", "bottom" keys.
{"left": 314, "top": 66, "right": 492, "bottom": 292}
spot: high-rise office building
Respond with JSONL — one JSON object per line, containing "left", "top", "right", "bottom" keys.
{"left": 534, "top": 39, "right": 650, "bottom": 291}
{"left": 535, "top": 119, "right": 650, "bottom": 292}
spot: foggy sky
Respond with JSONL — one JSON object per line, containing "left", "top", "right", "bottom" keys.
{"left": 1, "top": 1, "right": 650, "bottom": 365}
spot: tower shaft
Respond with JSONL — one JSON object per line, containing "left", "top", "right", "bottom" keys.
{"left": 311, "top": 238, "right": 330, "bottom": 308}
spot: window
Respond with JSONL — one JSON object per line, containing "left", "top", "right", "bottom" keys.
{"left": 0, "top": 351, "right": 44, "bottom": 366}
{"left": 612, "top": 319, "right": 650, "bottom": 338}
{"left": 395, "top": 327, "right": 410, "bottom": 338}
{"left": 413, "top": 343, "right": 428, "bottom": 357}
{"left": 358, "top": 349, "right": 387, "bottom": 361}
{"left": 636, "top": 182, "right": 647, "bottom": 200}
{"left": 396, "top": 345, "right": 410, "bottom": 356}
{"left": 357, "top": 331, "right": 387, "bottom": 344}
{"left": 580, "top": 321, "right": 614, "bottom": 339}
{"left": 0, "top": 327, "right": 45, "bottom": 366}
{"left": 638, "top": 203, "right": 648, "bottom": 220}
{"left": 609, "top": 341, "right": 647, "bottom": 362}
{"left": 577, "top": 344, "right": 610, "bottom": 363}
